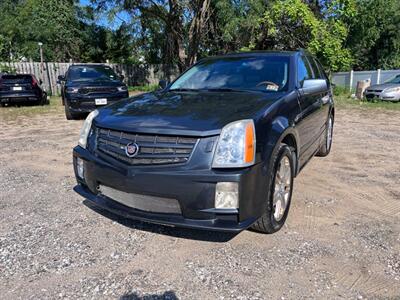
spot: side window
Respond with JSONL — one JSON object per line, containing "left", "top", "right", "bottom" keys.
{"left": 297, "top": 56, "right": 312, "bottom": 86}
{"left": 307, "top": 56, "right": 322, "bottom": 79}
{"left": 315, "top": 59, "right": 328, "bottom": 80}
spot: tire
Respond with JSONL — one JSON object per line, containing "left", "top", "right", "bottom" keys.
{"left": 43, "top": 93, "right": 49, "bottom": 105}
{"left": 65, "top": 103, "right": 79, "bottom": 120}
{"left": 316, "top": 113, "right": 334, "bottom": 157}
{"left": 38, "top": 94, "right": 48, "bottom": 106}
{"left": 251, "top": 143, "right": 295, "bottom": 234}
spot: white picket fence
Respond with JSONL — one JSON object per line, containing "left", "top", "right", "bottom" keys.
{"left": 0, "top": 62, "right": 178, "bottom": 95}
{"left": 332, "top": 69, "right": 400, "bottom": 91}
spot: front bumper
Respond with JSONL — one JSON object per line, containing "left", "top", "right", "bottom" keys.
{"left": 72, "top": 146, "right": 267, "bottom": 232}
{"left": 365, "top": 91, "right": 400, "bottom": 101}
{"left": 0, "top": 92, "right": 39, "bottom": 103}
{"left": 66, "top": 92, "right": 129, "bottom": 113}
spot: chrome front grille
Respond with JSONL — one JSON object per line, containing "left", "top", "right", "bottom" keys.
{"left": 79, "top": 87, "right": 118, "bottom": 94}
{"left": 99, "top": 185, "right": 181, "bottom": 214}
{"left": 95, "top": 128, "right": 198, "bottom": 166}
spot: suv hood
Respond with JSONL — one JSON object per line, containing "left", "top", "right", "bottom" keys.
{"left": 367, "top": 83, "right": 400, "bottom": 91}
{"left": 67, "top": 80, "right": 124, "bottom": 88}
{"left": 94, "top": 91, "right": 283, "bottom": 136}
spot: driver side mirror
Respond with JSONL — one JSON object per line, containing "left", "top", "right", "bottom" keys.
{"left": 159, "top": 80, "right": 169, "bottom": 90}
{"left": 301, "top": 79, "right": 328, "bottom": 94}
{"left": 57, "top": 75, "right": 65, "bottom": 84}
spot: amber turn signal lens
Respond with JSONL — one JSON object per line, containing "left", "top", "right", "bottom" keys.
{"left": 244, "top": 122, "right": 255, "bottom": 163}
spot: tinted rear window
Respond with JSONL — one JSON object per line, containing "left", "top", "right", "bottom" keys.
{"left": 1, "top": 74, "right": 32, "bottom": 84}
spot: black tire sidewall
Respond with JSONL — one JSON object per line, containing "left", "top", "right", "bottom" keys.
{"left": 326, "top": 114, "right": 334, "bottom": 152}
{"left": 317, "top": 113, "right": 334, "bottom": 157}
{"left": 65, "top": 102, "right": 74, "bottom": 120}
{"left": 267, "top": 144, "right": 295, "bottom": 231}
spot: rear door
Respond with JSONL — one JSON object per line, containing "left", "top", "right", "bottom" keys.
{"left": 306, "top": 55, "right": 330, "bottom": 143}
{"left": 296, "top": 55, "right": 322, "bottom": 166}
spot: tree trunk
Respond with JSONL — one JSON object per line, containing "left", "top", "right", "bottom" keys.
{"left": 186, "top": 0, "right": 211, "bottom": 67}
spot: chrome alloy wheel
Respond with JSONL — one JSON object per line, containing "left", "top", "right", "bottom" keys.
{"left": 326, "top": 116, "right": 333, "bottom": 150}
{"left": 273, "top": 156, "right": 292, "bottom": 221}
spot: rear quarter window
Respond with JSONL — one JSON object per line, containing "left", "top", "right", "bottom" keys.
{"left": 297, "top": 56, "right": 313, "bottom": 85}
{"left": 307, "top": 56, "right": 325, "bottom": 79}
{"left": 2, "top": 74, "right": 32, "bottom": 84}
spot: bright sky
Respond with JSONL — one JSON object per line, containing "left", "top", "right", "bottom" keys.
{"left": 79, "top": 0, "right": 130, "bottom": 29}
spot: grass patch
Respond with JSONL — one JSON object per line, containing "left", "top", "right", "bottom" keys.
{"left": 335, "top": 95, "right": 400, "bottom": 111}
{"left": 0, "top": 96, "right": 63, "bottom": 120}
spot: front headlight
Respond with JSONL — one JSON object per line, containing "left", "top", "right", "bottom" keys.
{"left": 212, "top": 119, "right": 256, "bottom": 168}
{"left": 117, "top": 86, "right": 128, "bottom": 92}
{"left": 78, "top": 110, "right": 99, "bottom": 148}
{"left": 66, "top": 87, "right": 79, "bottom": 93}
{"left": 384, "top": 87, "right": 400, "bottom": 93}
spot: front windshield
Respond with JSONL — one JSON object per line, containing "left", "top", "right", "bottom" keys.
{"left": 68, "top": 66, "right": 118, "bottom": 82}
{"left": 387, "top": 75, "right": 400, "bottom": 84}
{"left": 170, "top": 56, "right": 290, "bottom": 92}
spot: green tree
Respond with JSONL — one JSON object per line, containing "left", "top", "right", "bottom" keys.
{"left": 346, "top": 0, "right": 400, "bottom": 70}
{"left": 254, "top": 0, "right": 355, "bottom": 71}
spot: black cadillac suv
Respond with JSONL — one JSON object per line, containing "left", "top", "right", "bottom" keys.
{"left": 72, "top": 50, "right": 334, "bottom": 234}
{"left": 59, "top": 64, "right": 129, "bottom": 120}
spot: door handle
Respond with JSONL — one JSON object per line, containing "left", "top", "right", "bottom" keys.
{"left": 321, "top": 95, "right": 330, "bottom": 104}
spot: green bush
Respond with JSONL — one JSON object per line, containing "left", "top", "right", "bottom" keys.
{"left": 0, "top": 64, "right": 15, "bottom": 73}
{"left": 128, "top": 84, "right": 159, "bottom": 92}
{"left": 333, "top": 85, "right": 351, "bottom": 97}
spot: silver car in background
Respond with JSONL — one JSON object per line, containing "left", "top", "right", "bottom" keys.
{"left": 364, "top": 75, "right": 400, "bottom": 101}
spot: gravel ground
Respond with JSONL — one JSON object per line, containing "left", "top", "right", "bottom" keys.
{"left": 0, "top": 104, "right": 399, "bottom": 299}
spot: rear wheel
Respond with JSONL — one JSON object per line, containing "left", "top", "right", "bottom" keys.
{"left": 38, "top": 93, "right": 48, "bottom": 106}
{"left": 252, "top": 144, "right": 294, "bottom": 234}
{"left": 317, "top": 113, "right": 334, "bottom": 157}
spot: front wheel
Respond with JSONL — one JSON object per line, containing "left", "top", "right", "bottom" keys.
{"left": 65, "top": 103, "right": 79, "bottom": 120}
{"left": 317, "top": 113, "right": 334, "bottom": 157}
{"left": 252, "top": 144, "right": 295, "bottom": 234}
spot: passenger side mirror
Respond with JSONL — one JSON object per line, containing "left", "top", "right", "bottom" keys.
{"left": 120, "top": 75, "right": 125, "bottom": 81}
{"left": 57, "top": 75, "right": 65, "bottom": 84}
{"left": 39, "top": 79, "right": 43, "bottom": 85}
{"left": 301, "top": 79, "right": 328, "bottom": 94}
{"left": 159, "top": 80, "right": 169, "bottom": 90}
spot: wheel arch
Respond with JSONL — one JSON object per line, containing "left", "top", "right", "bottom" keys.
{"left": 259, "top": 116, "right": 300, "bottom": 177}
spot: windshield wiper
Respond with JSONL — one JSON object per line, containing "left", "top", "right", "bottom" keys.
{"left": 201, "top": 88, "right": 265, "bottom": 93}
{"left": 169, "top": 88, "right": 199, "bottom": 92}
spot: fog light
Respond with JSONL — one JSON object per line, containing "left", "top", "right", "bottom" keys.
{"left": 76, "top": 158, "right": 84, "bottom": 179}
{"left": 215, "top": 182, "right": 239, "bottom": 209}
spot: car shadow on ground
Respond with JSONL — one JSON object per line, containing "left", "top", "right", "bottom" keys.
{"left": 120, "top": 291, "right": 178, "bottom": 300}
{"left": 83, "top": 200, "right": 238, "bottom": 243}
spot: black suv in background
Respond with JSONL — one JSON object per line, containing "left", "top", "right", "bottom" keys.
{"left": 59, "top": 64, "right": 129, "bottom": 120}
{"left": 0, "top": 74, "right": 48, "bottom": 106}
{"left": 73, "top": 50, "right": 334, "bottom": 234}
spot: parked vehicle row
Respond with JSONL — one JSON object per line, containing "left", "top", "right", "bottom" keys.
{"left": 72, "top": 50, "right": 335, "bottom": 234}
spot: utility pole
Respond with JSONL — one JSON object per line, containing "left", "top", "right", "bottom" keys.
{"left": 38, "top": 42, "right": 44, "bottom": 78}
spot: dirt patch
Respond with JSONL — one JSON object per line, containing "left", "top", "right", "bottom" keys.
{"left": 0, "top": 105, "right": 399, "bottom": 299}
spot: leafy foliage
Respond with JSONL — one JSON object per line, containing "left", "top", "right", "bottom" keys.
{"left": 346, "top": 0, "right": 400, "bottom": 70}
{"left": 255, "top": 0, "right": 355, "bottom": 71}
{"left": 0, "top": 0, "right": 136, "bottom": 63}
